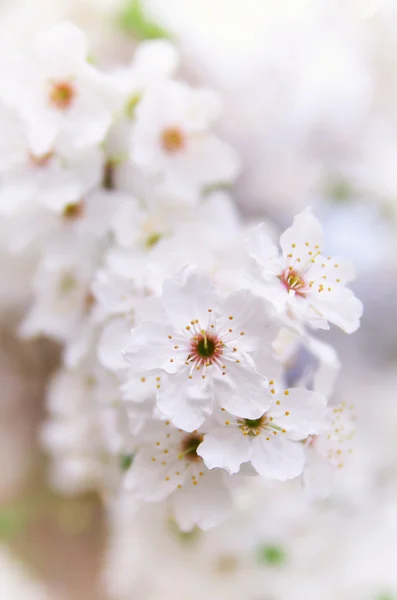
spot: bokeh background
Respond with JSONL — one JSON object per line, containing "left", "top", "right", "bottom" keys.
{"left": 0, "top": 1, "right": 396, "bottom": 599}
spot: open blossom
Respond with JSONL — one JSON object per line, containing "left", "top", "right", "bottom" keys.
{"left": 124, "top": 418, "right": 231, "bottom": 531}
{"left": 0, "top": 22, "right": 122, "bottom": 155}
{"left": 19, "top": 243, "right": 97, "bottom": 343}
{"left": 303, "top": 401, "right": 356, "bottom": 499}
{"left": 0, "top": 119, "right": 102, "bottom": 215}
{"left": 246, "top": 208, "right": 363, "bottom": 332}
{"left": 130, "top": 80, "right": 240, "bottom": 201}
{"left": 198, "top": 382, "right": 327, "bottom": 479}
{"left": 124, "top": 268, "right": 276, "bottom": 431}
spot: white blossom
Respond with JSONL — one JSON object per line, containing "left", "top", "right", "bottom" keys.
{"left": 0, "top": 22, "right": 122, "bottom": 155}
{"left": 130, "top": 80, "right": 240, "bottom": 202}
{"left": 247, "top": 208, "right": 363, "bottom": 332}
{"left": 124, "top": 268, "right": 275, "bottom": 431}
{"left": 198, "top": 383, "right": 327, "bottom": 479}
{"left": 124, "top": 418, "right": 231, "bottom": 531}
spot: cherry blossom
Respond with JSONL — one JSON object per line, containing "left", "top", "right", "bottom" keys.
{"left": 124, "top": 268, "right": 275, "bottom": 431}
{"left": 246, "top": 208, "right": 363, "bottom": 332}
{"left": 123, "top": 418, "right": 231, "bottom": 531}
{"left": 198, "top": 382, "right": 327, "bottom": 479}
{"left": 0, "top": 22, "right": 123, "bottom": 155}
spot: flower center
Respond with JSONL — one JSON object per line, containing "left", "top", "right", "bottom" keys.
{"left": 239, "top": 415, "right": 267, "bottom": 436}
{"left": 279, "top": 268, "right": 307, "bottom": 297}
{"left": 63, "top": 201, "right": 84, "bottom": 219}
{"left": 179, "top": 433, "right": 204, "bottom": 462}
{"left": 29, "top": 151, "right": 53, "bottom": 167}
{"left": 189, "top": 331, "right": 223, "bottom": 367}
{"left": 161, "top": 127, "right": 185, "bottom": 153}
{"left": 49, "top": 81, "right": 75, "bottom": 110}
{"left": 197, "top": 336, "right": 216, "bottom": 358}
{"left": 58, "top": 272, "right": 77, "bottom": 296}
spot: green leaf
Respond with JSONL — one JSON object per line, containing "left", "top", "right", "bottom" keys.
{"left": 118, "top": 0, "right": 172, "bottom": 41}
{"left": 257, "top": 543, "right": 286, "bottom": 566}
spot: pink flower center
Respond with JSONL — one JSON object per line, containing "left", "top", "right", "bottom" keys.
{"left": 189, "top": 331, "right": 223, "bottom": 367}
{"left": 279, "top": 268, "right": 307, "bottom": 297}
{"left": 29, "top": 151, "right": 53, "bottom": 167}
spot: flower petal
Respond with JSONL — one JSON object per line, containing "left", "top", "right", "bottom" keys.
{"left": 156, "top": 370, "right": 214, "bottom": 431}
{"left": 214, "top": 360, "right": 270, "bottom": 419}
{"left": 124, "top": 320, "right": 182, "bottom": 373}
{"left": 280, "top": 207, "right": 324, "bottom": 257}
{"left": 124, "top": 450, "right": 178, "bottom": 502}
{"left": 98, "top": 317, "right": 130, "bottom": 372}
{"left": 218, "top": 290, "right": 274, "bottom": 353}
{"left": 197, "top": 427, "right": 251, "bottom": 475}
{"left": 270, "top": 388, "right": 327, "bottom": 441}
{"left": 161, "top": 268, "right": 220, "bottom": 331}
{"left": 246, "top": 223, "right": 281, "bottom": 277}
{"left": 251, "top": 434, "right": 305, "bottom": 480}
{"left": 170, "top": 469, "right": 231, "bottom": 531}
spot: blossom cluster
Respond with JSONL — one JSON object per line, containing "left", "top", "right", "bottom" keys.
{"left": 0, "top": 22, "right": 362, "bottom": 531}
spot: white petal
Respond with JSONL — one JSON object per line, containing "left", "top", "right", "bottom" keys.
{"left": 251, "top": 434, "right": 305, "bottom": 480}
{"left": 310, "top": 287, "right": 363, "bottom": 334}
{"left": 124, "top": 451, "right": 178, "bottom": 502}
{"left": 305, "top": 335, "right": 341, "bottom": 397}
{"left": 111, "top": 200, "right": 144, "bottom": 247}
{"left": 161, "top": 268, "right": 220, "bottom": 331}
{"left": 171, "top": 469, "right": 231, "bottom": 531}
{"left": 218, "top": 290, "right": 273, "bottom": 353}
{"left": 280, "top": 207, "right": 324, "bottom": 256}
{"left": 37, "top": 163, "right": 81, "bottom": 211}
{"left": 123, "top": 320, "right": 181, "bottom": 373}
{"left": 214, "top": 360, "right": 270, "bottom": 419}
{"left": 98, "top": 317, "right": 130, "bottom": 372}
{"left": 0, "top": 171, "right": 34, "bottom": 214}
{"left": 156, "top": 370, "right": 214, "bottom": 431}
{"left": 167, "top": 134, "right": 240, "bottom": 187}
{"left": 197, "top": 427, "right": 251, "bottom": 475}
{"left": 133, "top": 39, "right": 179, "bottom": 81}
{"left": 246, "top": 223, "right": 281, "bottom": 275}
{"left": 270, "top": 388, "right": 327, "bottom": 441}
{"left": 35, "top": 22, "right": 88, "bottom": 71}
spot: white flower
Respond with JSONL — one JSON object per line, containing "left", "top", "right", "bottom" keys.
{"left": 247, "top": 208, "right": 363, "bottom": 333}
{"left": 0, "top": 108, "right": 102, "bottom": 215}
{"left": 303, "top": 401, "right": 356, "bottom": 499}
{"left": 41, "top": 361, "right": 129, "bottom": 496}
{"left": 198, "top": 382, "right": 327, "bottom": 479}
{"left": 124, "top": 268, "right": 274, "bottom": 431}
{"left": 0, "top": 22, "right": 122, "bottom": 155}
{"left": 7, "top": 188, "right": 123, "bottom": 254}
{"left": 130, "top": 80, "right": 240, "bottom": 201}
{"left": 124, "top": 418, "right": 231, "bottom": 531}
{"left": 19, "top": 243, "right": 96, "bottom": 342}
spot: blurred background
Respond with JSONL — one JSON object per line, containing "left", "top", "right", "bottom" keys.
{"left": 0, "top": 1, "right": 396, "bottom": 599}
